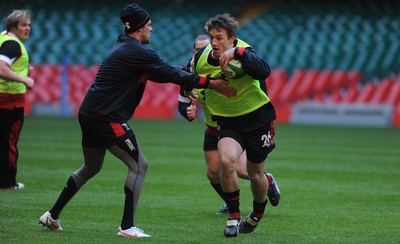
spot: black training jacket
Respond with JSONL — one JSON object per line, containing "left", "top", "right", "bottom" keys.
{"left": 79, "top": 34, "right": 206, "bottom": 122}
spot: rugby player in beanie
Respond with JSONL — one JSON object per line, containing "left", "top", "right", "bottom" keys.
{"left": 120, "top": 3, "right": 150, "bottom": 34}
{"left": 39, "top": 3, "right": 236, "bottom": 238}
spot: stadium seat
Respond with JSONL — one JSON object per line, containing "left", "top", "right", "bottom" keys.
{"left": 296, "top": 70, "right": 318, "bottom": 101}
{"left": 239, "top": 0, "right": 400, "bottom": 80}
{"left": 266, "top": 68, "right": 287, "bottom": 103}
{"left": 312, "top": 70, "right": 333, "bottom": 94}
{"left": 370, "top": 78, "right": 393, "bottom": 104}
{"left": 278, "top": 69, "right": 305, "bottom": 104}
{"left": 341, "top": 86, "right": 359, "bottom": 104}
{"left": 328, "top": 89, "right": 342, "bottom": 104}
{"left": 385, "top": 79, "right": 400, "bottom": 106}
{"left": 3, "top": 0, "right": 398, "bottom": 125}
{"left": 354, "top": 83, "right": 376, "bottom": 104}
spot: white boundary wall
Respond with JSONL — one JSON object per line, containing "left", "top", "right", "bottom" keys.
{"left": 291, "top": 103, "right": 394, "bottom": 127}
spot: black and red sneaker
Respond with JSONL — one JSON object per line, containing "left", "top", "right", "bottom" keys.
{"left": 224, "top": 216, "right": 242, "bottom": 237}
{"left": 239, "top": 212, "right": 259, "bottom": 234}
{"left": 266, "top": 173, "right": 280, "bottom": 206}
{"left": 216, "top": 203, "right": 229, "bottom": 215}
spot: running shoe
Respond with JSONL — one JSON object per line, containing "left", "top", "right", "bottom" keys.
{"left": 117, "top": 226, "right": 151, "bottom": 238}
{"left": 266, "top": 173, "right": 280, "bottom": 206}
{"left": 216, "top": 203, "right": 229, "bottom": 215}
{"left": 239, "top": 211, "right": 259, "bottom": 234}
{"left": 223, "top": 216, "right": 241, "bottom": 237}
{"left": 39, "top": 211, "right": 63, "bottom": 231}
{"left": 14, "top": 182, "right": 25, "bottom": 190}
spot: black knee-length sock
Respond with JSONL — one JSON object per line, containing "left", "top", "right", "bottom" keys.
{"left": 211, "top": 183, "right": 225, "bottom": 202}
{"left": 49, "top": 176, "right": 78, "bottom": 219}
{"left": 120, "top": 186, "right": 134, "bottom": 230}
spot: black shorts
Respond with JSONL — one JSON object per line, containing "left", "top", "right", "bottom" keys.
{"left": 219, "top": 121, "right": 275, "bottom": 163}
{"left": 79, "top": 114, "right": 135, "bottom": 148}
{"left": 214, "top": 103, "right": 276, "bottom": 163}
{"left": 203, "top": 126, "right": 218, "bottom": 151}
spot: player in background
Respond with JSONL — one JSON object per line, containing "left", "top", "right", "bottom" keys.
{"left": 189, "top": 14, "right": 280, "bottom": 237}
{"left": 0, "top": 9, "right": 35, "bottom": 190}
{"left": 178, "top": 34, "right": 280, "bottom": 215}
{"left": 38, "top": 3, "right": 235, "bottom": 238}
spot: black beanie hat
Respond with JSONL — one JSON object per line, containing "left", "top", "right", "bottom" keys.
{"left": 120, "top": 3, "right": 150, "bottom": 34}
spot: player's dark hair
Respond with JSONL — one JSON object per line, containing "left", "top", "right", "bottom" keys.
{"left": 204, "top": 13, "right": 238, "bottom": 39}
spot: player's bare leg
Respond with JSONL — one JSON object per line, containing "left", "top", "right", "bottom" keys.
{"left": 236, "top": 152, "right": 249, "bottom": 180}
{"left": 205, "top": 149, "right": 229, "bottom": 214}
{"left": 240, "top": 160, "right": 269, "bottom": 234}
{"left": 218, "top": 137, "right": 243, "bottom": 237}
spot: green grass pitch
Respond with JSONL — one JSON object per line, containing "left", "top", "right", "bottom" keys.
{"left": 1, "top": 116, "right": 399, "bottom": 243}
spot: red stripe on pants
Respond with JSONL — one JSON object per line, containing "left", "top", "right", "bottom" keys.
{"left": 8, "top": 119, "right": 22, "bottom": 169}
{"left": 110, "top": 123, "right": 125, "bottom": 138}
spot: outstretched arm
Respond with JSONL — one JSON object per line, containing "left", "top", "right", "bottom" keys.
{"left": 208, "top": 78, "right": 236, "bottom": 98}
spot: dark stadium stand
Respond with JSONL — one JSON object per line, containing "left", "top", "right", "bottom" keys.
{"left": 1, "top": 0, "right": 399, "bottom": 126}
{"left": 239, "top": 0, "right": 400, "bottom": 81}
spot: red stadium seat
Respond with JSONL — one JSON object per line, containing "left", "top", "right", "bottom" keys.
{"left": 312, "top": 70, "right": 333, "bottom": 94}
{"left": 346, "top": 71, "right": 362, "bottom": 88}
{"left": 354, "top": 83, "right": 376, "bottom": 104}
{"left": 279, "top": 69, "right": 305, "bottom": 103}
{"left": 341, "top": 86, "right": 359, "bottom": 103}
{"left": 331, "top": 71, "right": 347, "bottom": 90}
{"left": 312, "top": 93, "right": 325, "bottom": 103}
{"left": 296, "top": 70, "right": 318, "bottom": 101}
{"left": 329, "top": 88, "right": 342, "bottom": 103}
{"left": 267, "top": 69, "right": 287, "bottom": 104}
{"left": 385, "top": 79, "right": 400, "bottom": 106}
{"left": 370, "top": 78, "right": 393, "bottom": 104}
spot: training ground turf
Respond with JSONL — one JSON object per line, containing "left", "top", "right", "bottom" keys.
{"left": 1, "top": 116, "right": 399, "bottom": 243}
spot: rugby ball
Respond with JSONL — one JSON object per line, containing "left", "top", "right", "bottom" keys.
{"left": 221, "top": 59, "right": 246, "bottom": 79}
